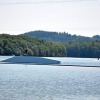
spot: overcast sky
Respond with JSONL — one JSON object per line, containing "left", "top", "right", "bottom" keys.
{"left": 0, "top": 0, "right": 100, "bottom": 36}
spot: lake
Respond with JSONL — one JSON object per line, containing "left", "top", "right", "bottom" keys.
{"left": 0, "top": 56, "right": 100, "bottom": 100}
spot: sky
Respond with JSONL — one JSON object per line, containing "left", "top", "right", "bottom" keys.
{"left": 0, "top": 0, "right": 100, "bottom": 37}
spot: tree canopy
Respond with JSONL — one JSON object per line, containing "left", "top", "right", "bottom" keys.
{"left": 0, "top": 33, "right": 100, "bottom": 58}
{"left": 0, "top": 34, "right": 66, "bottom": 57}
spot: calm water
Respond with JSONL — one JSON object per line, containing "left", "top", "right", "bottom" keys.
{"left": 0, "top": 57, "right": 100, "bottom": 100}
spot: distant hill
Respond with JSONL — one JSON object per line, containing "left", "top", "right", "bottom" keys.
{"left": 24, "top": 30, "right": 100, "bottom": 42}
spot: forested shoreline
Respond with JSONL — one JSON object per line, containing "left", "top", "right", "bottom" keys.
{"left": 0, "top": 34, "right": 66, "bottom": 57}
{"left": 0, "top": 34, "right": 100, "bottom": 58}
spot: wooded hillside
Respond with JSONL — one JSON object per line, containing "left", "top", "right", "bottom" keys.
{"left": 24, "top": 30, "right": 100, "bottom": 42}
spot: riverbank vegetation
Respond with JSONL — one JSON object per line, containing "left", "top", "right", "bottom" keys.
{"left": 0, "top": 33, "right": 100, "bottom": 58}
{"left": 0, "top": 34, "right": 66, "bottom": 56}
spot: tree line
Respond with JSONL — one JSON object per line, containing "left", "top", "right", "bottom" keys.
{"left": 65, "top": 42, "right": 100, "bottom": 58}
{"left": 0, "top": 34, "right": 66, "bottom": 57}
{"left": 0, "top": 34, "right": 100, "bottom": 58}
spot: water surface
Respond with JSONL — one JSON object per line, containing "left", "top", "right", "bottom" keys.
{"left": 0, "top": 57, "right": 100, "bottom": 100}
